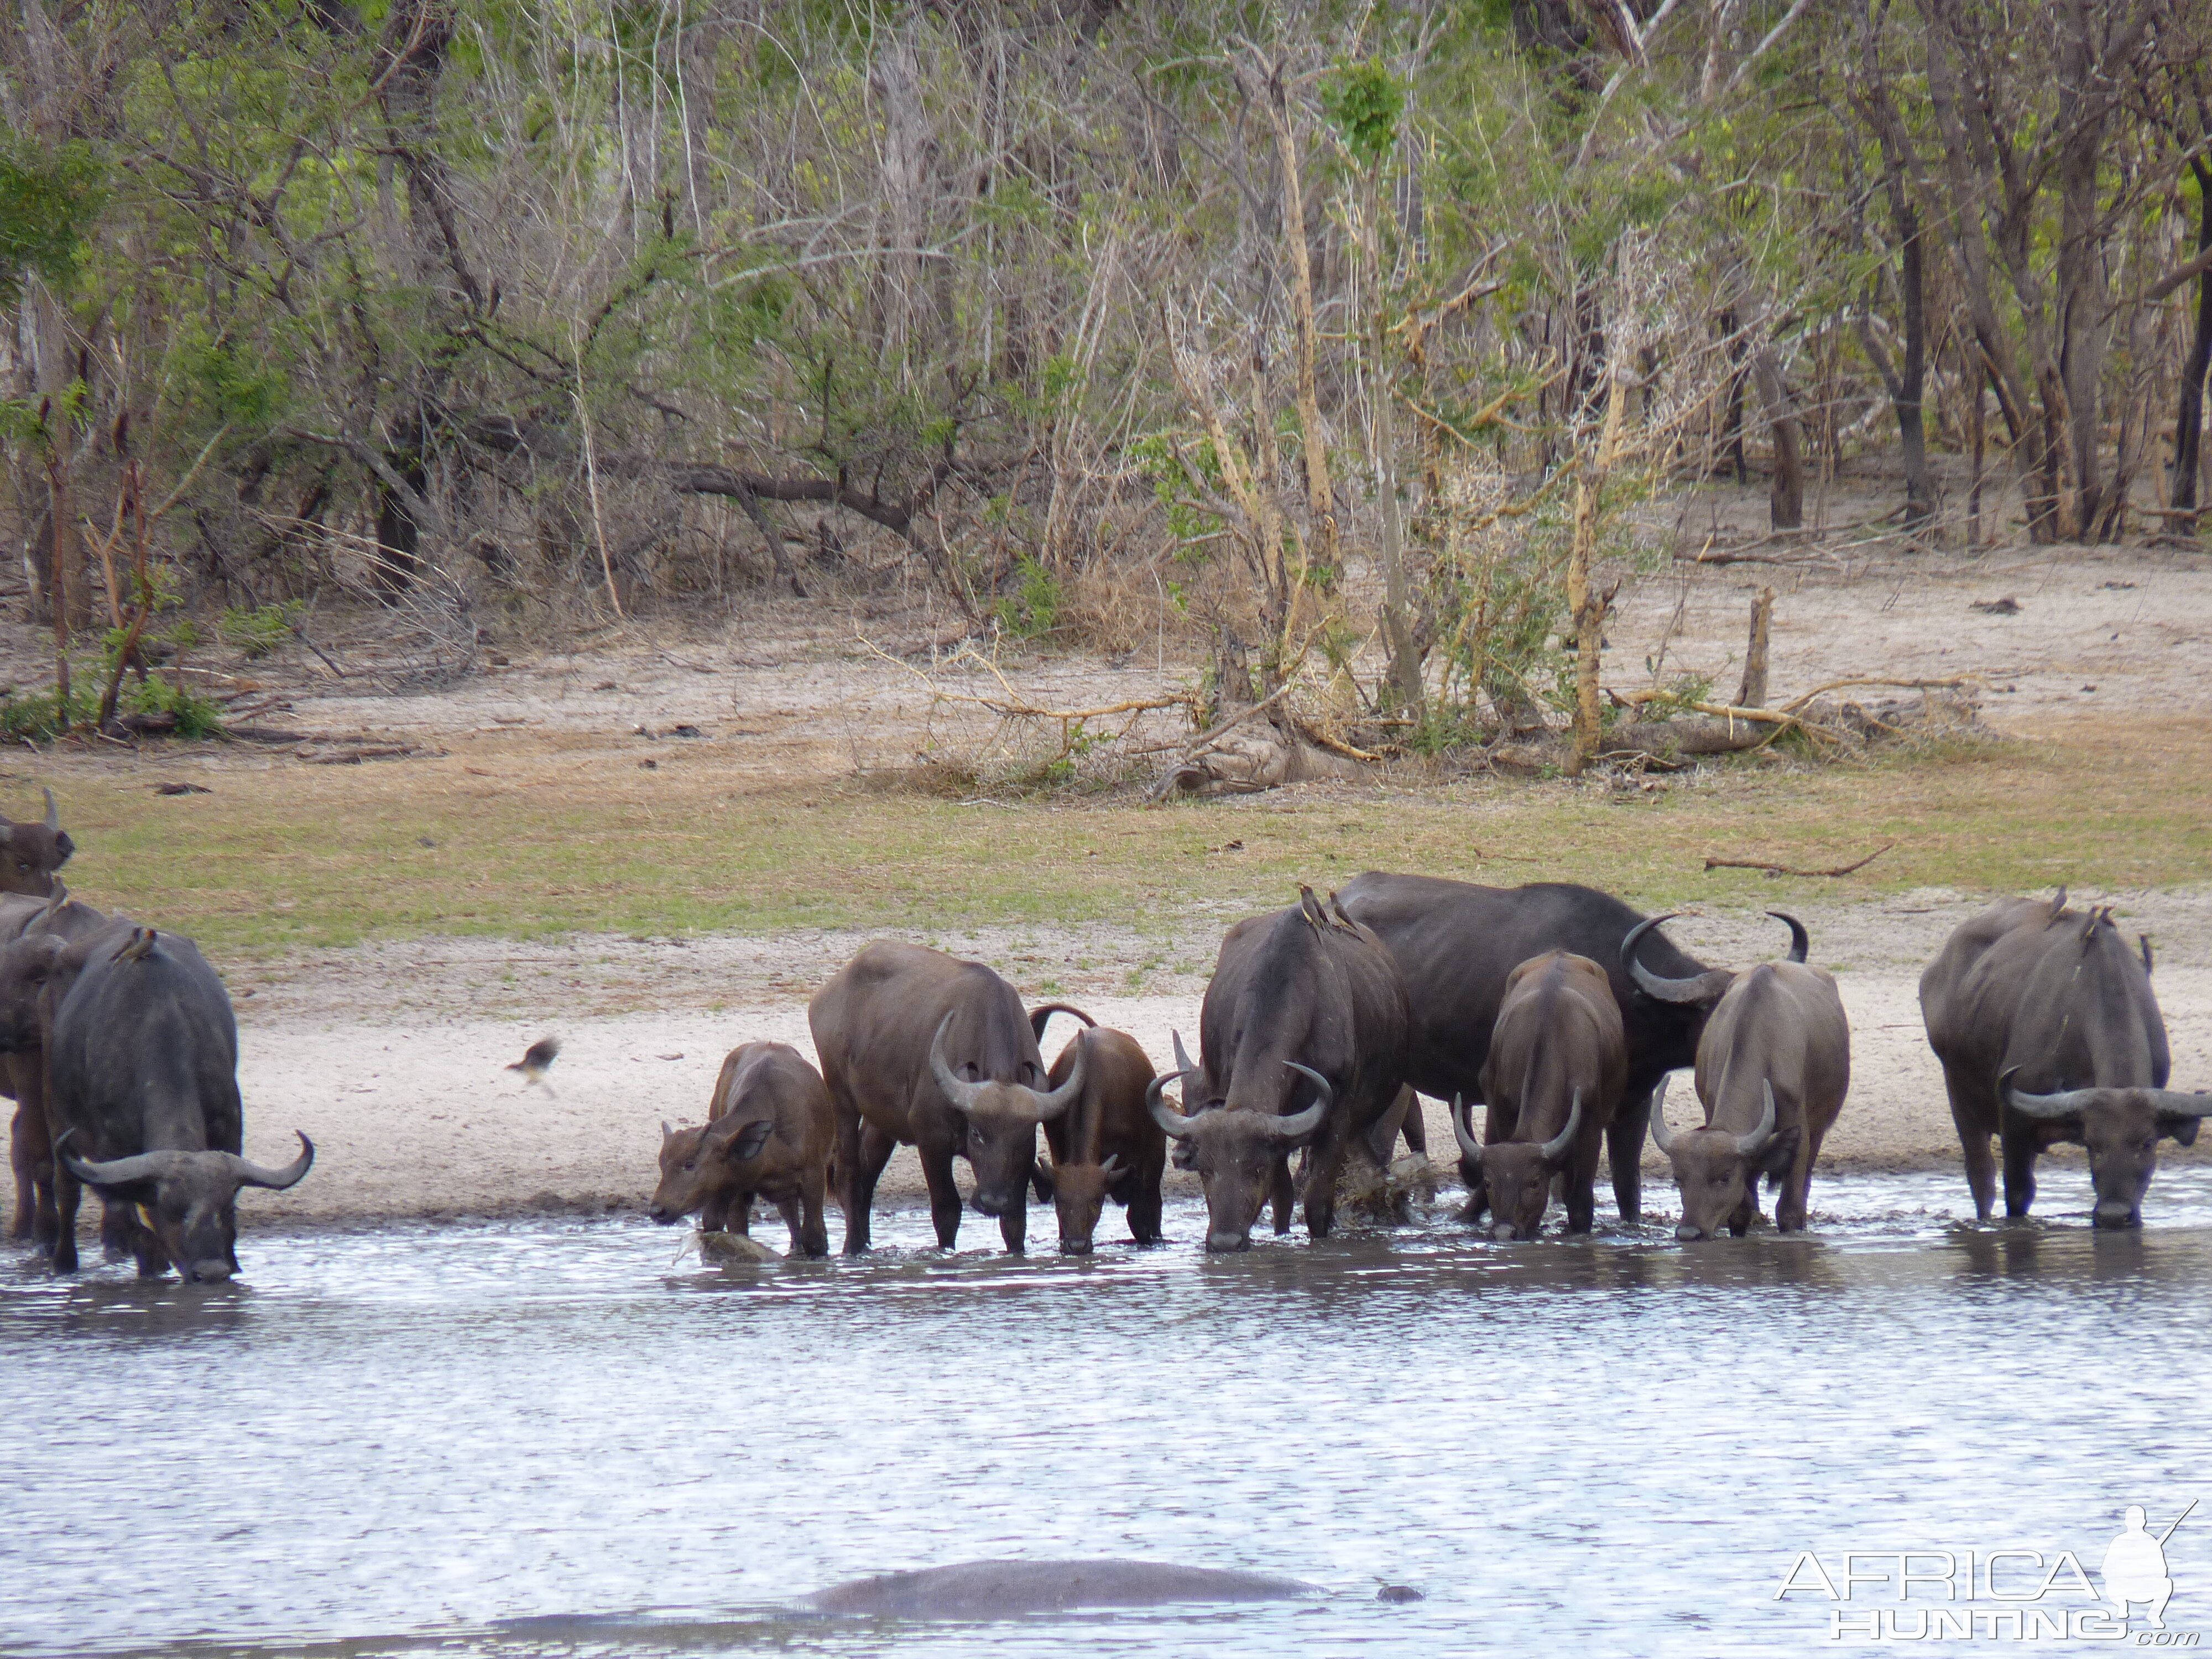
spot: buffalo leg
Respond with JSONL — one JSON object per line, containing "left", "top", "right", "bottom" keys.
{"left": 1776, "top": 1130, "right": 1821, "bottom": 1233}
{"left": 795, "top": 1165, "right": 830, "bottom": 1258}
{"left": 99, "top": 1198, "right": 135, "bottom": 1261}
{"left": 127, "top": 1209, "right": 169, "bottom": 1278}
{"left": 1564, "top": 1146, "right": 1600, "bottom": 1234}
{"left": 50, "top": 1162, "right": 81, "bottom": 1273}
{"left": 840, "top": 1117, "right": 896, "bottom": 1254}
{"left": 8, "top": 1102, "right": 34, "bottom": 1239}
{"left": 1399, "top": 1094, "right": 1428, "bottom": 1158}
{"left": 728, "top": 1191, "right": 754, "bottom": 1238}
{"left": 1941, "top": 1062, "right": 1998, "bottom": 1220}
{"left": 1608, "top": 1088, "right": 1650, "bottom": 1224}
{"left": 1128, "top": 1155, "right": 1164, "bottom": 1245}
{"left": 1999, "top": 1119, "right": 2040, "bottom": 1218}
{"left": 1270, "top": 1157, "right": 1295, "bottom": 1234}
{"left": 1303, "top": 1124, "right": 1351, "bottom": 1240}
{"left": 701, "top": 1192, "right": 729, "bottom": 1233}
{"left": 919, "top": 1145, "right": 964, "bottom": 1249}
{"left": 770, "top": 1194, "right": 807, "bottom": 1256}
{"left": 996, "top": 1183, "right": 1026, "bottom": 1255}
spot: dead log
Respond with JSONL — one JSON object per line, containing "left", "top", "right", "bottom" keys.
{"left": 1735, "top": 585, "right": 1774, "bottom": 708}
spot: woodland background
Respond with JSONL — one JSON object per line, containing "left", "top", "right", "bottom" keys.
{"left": 6, "top": 0, "right": 2211, "bottom": 761}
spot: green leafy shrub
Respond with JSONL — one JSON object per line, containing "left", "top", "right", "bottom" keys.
{"left": 217, "top": 602, "right": 302, "bottom": 659}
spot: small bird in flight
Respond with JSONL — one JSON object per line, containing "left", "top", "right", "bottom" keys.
{"left": 508, "top": 1036, "right": 561, "bottom": 1094}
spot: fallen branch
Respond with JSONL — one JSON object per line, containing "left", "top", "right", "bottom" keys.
{"left": 1778, "top": 675, "right": 1980, "bottom": 715}
{"left": 1702, "top": 842, "right": 1895, "bottom": 878}
{"left": 860, "top": 635, "right": 1192, "bottom": 724}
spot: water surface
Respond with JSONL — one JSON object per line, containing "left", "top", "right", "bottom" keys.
{"left": 4, "top": 1167, "right": 2208, "bottom": 1657}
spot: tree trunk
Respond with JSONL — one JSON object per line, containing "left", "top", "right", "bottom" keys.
{"left": 1734, "top": 586, "right": 1773, "bottom": 708}
{"left": 1566, "top": 369, "right": 1626, "bottom": 776}
{"left": 1750, "top": 346, "right": 1803, "bottom": 530}
{"left": 1363, "top": 184, "right": 1422, "bottom": 722}
{"left": 2171, "top": 159, "right": 2212, "bottom": 526}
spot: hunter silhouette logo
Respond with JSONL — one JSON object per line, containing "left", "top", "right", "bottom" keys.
{"left": 2103, "top": 1501, "right": 2193, "bottom": 1632}
{"left": 1776, "top": 1498, "right": 2199, "bottom": 1643}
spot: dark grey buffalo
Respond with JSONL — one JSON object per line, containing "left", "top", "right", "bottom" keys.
{"left": 1921, "top": 894, "right": 2211, "bottom": 1228}
{"left": 1030, "top": 1005, "right": 1166, "bottom": 1254}
{"left": 805, "top": 1559, "right": 1321, "bottom": 1615}
{"left": 1149, "top": 888, "right": 1410, "bottom": 1251}
{"left": 810, "top": 941, "right": 1084, "bottom": 1253}
{"left": 1448, "top": 951, "right": 1625, "bottom": 1240}
{"left": 649, "top": 1040, "right": 834, "bottom": 1256}
{"left": 1337, "top": 873, "right": 1726, "bottom": 1224}
{"left": 1633, "top": 913, "right": 1851, "bottom": 1239}
{"left": 30, "top": 924, "right": 312, "bottom": 1278}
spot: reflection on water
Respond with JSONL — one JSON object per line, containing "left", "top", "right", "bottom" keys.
{"left": 3, "top": 1166, "right": 2208, "bottom": 1658}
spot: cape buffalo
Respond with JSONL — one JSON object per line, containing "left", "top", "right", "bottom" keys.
{"left": 0, "top": 789, "right": 74, "bottom": 899}
{"left": 1633, "top": 913, "right": 1851, "bottom": 1239}
{"left": 41, "top": 925, "right": 312, "bottom": 1278}
{"left": 1031, "top": 1004, "right": 1166, "bottom": 1254}
{"left": 1921, "top": 894, "right": 2212, "bottom": 1228}
{"left": 1447, "top": 951, "right": 1625, "bottom": 1240}
{"left": 649, "top": 1041, "right": 833, "bottom": 1256}
{"left": 809, "top": 941, "right": 1084, "bottom": 1253}
{"left": 1337, "top": 873, "right": 1725, "bottom": 1224}
{"left": 1149, "top": 887, "right": 1410, "bottom": 1251}
{"left": 0, "top": 887, "right": 127, "bottom": 1248}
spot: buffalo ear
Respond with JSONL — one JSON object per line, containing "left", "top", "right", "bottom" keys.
{"left": 2161, "top": 1117, "right": 2201, "bottom": 1150}
{"left": 722, "top": 1119, "right": 775, "bottom": 1163}
{"left": 53, "top": 831, "right": 74, "bottom": 864}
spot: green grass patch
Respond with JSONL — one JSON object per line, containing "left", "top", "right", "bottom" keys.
{"left": 30, "top": 718, "right": 2212, "bottom": 957}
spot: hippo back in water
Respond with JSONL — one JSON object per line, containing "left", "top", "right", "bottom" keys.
{"left": 804, "top": 1558, "right": 1321, "bottom": 1616}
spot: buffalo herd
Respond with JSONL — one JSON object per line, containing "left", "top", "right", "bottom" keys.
{"left": 2, "top": 789, "right": 2206, "bottom": 1276}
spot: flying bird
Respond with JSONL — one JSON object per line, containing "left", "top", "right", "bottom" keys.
{"left": 508, "top": 1036, "right": 561, "bottom": 1094}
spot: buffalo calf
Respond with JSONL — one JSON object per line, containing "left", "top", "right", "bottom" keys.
{"left": 1031, "top": 1005, "right": 1165, "bottom": 1254}
{"left": 650, "top": 1041, "right": 834, "bottom": 1257}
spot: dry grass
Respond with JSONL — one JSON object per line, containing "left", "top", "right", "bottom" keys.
{"left": 17, "top": 713, "right": 2209, "bottom": 956}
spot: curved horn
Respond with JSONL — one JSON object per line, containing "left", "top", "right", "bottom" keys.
{"left": 231, "top": 1131, "right": 315, "bottom": 1190}
{"left": 1622, "top": 914, "right": 1731, "bottom": 1005}
{"left": 1767, "top": 911, "right": 1809, "bottom": 963}
{"left": 59, "top": 1142, "right": 176, "bottom": 1189}
{"left": 1538, "top": 1088, "right": 1583, "bottom": 1165}
{"left": 1647, "top": 1076, "right": 1678, "bottom": 1154}
{"left": 42, "top": 787, "right": 59, "bottom": 832}
{"left": 1027, "top": 1034, "right": 1087, "bottom": 1122}
{"left": 1097, "top": 1152, "right": 1121, "bottom": 1177}
{"left": 2147, "top": 1089, "right": 2212, "bottom": 1119}
{"left": 1267, "top": 1062, "right": 1333, "bottom": 1142}
{"left": 1449, "top": 1094, "right": 1484, "bottom": 1162}
{"left": 927, "top": 1014, "right": 984, "bottom": 1113}
{"left": 1171, "top": 1029, "right": 1197, "bottom": 1083}
{"left": 1028, "top": 1001, "right": 1097, "bottom": 1042}
{"left": 2000, "top": 1067, "right": 2094, "bottom": 1121}
{"left": 1736, "top": 1081, "right": 1778, "bottom": 1157}
{"left": 1146, "top": 1070, "right": 1202, "bottom": 1138}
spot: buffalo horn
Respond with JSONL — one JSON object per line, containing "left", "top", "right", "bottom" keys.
{"left": 58, "top": 1141, "right": 179, "bottom": 1190}
{"left": 1028, "top": 1001, "right": 1097, "bottom": 1042}
{"left": 1097, "top": 1152, "right": 1121, "bottom": 1177}
{"left": 927, "top": 1014, "right": 985, "bottom": 1113}
{"left": 2141, "top": 936, "right": 2154, "bottom": 977}
{"left": 1767, "top": 911, "right": 1809, "bottom": 963}
{"left": 1647, "top": 1076, "right": 1678, "bottom": 1154}
{"left": 1026, "top": 1037, "right": 1087, "bottom": 1121}
{"left": 1267, "top": 1062, "right": 1333, "bottom": 1142}
{"left": 2148, "top": 1090, "right": 2212, "bottom": 1119}
{"left": 1538, "top": 1089, "right": 1583, "bottom": 1164}
{"left": 1737, "top": 1082, "right": 1778, "bottom": 1157}
{"left": 1449, "top": 1093, "right": 1484, "bottom": 1162}
{"left": 1171, "top": 1029, "right": 1197, "bottom": 1083}
{"left": 2000, "top": 1067, "right": 2094, "bottom": 1122}
{"left": 41, "top": 787, "right": 58, "bottom": 832}
{"left": 1146, "top": 1070, "right": 1203, "bottom": 1138}
{"left": 231, "top": 1132, "right": 315, "bottom": 1190}
{"left": 1621, "top": 914, "right": 1731, "bottom": 1006}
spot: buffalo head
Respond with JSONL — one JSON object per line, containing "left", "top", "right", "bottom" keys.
{"left": 1453, "top": 1091, "right": 1582, "bottom": 1241}
{"left": 1148, "top": 1041, "right": 1328, "bottom": 1251}
{"left": 2002, "top": 1071, "right": 2212, "bottom": 1229}
{"left": 1047, "top": 1152, "right": 1121, "bottom": 1255}
{"left": 0, "top": 930, "right": 66, "bottom": 1051}
{"left": 0, "top": 789, "right": 73, "bottom": 898}
{"left": 649, "top": 1114, "right": 776, "bottom": 1225}
{"left": 928, "top": 1013, "right": 1083, "bottom": 1219}
{"left": 1648, "top": 1075, "right": 1779, "bottom": 1240}
{"left": 60, "top": 1129, "right": 314, "bottom": 1282}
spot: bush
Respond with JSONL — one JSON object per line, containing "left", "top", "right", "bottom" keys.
{"left": 0, "top": 665, "right": 224, "bottom": 742}
{"left": 217, "top": 602, "right": 301, "bottom": 659}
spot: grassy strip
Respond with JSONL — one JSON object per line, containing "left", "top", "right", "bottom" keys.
{"left": 26, "top": 717, "right": 2212, "bottom": 954}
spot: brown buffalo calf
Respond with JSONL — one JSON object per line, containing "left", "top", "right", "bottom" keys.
{"left": 1031, "top": 1006, "right": 1166, "bottom": 1254}
{"left": 650, "top": 1041, "right": 833, "bottom": 1257}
